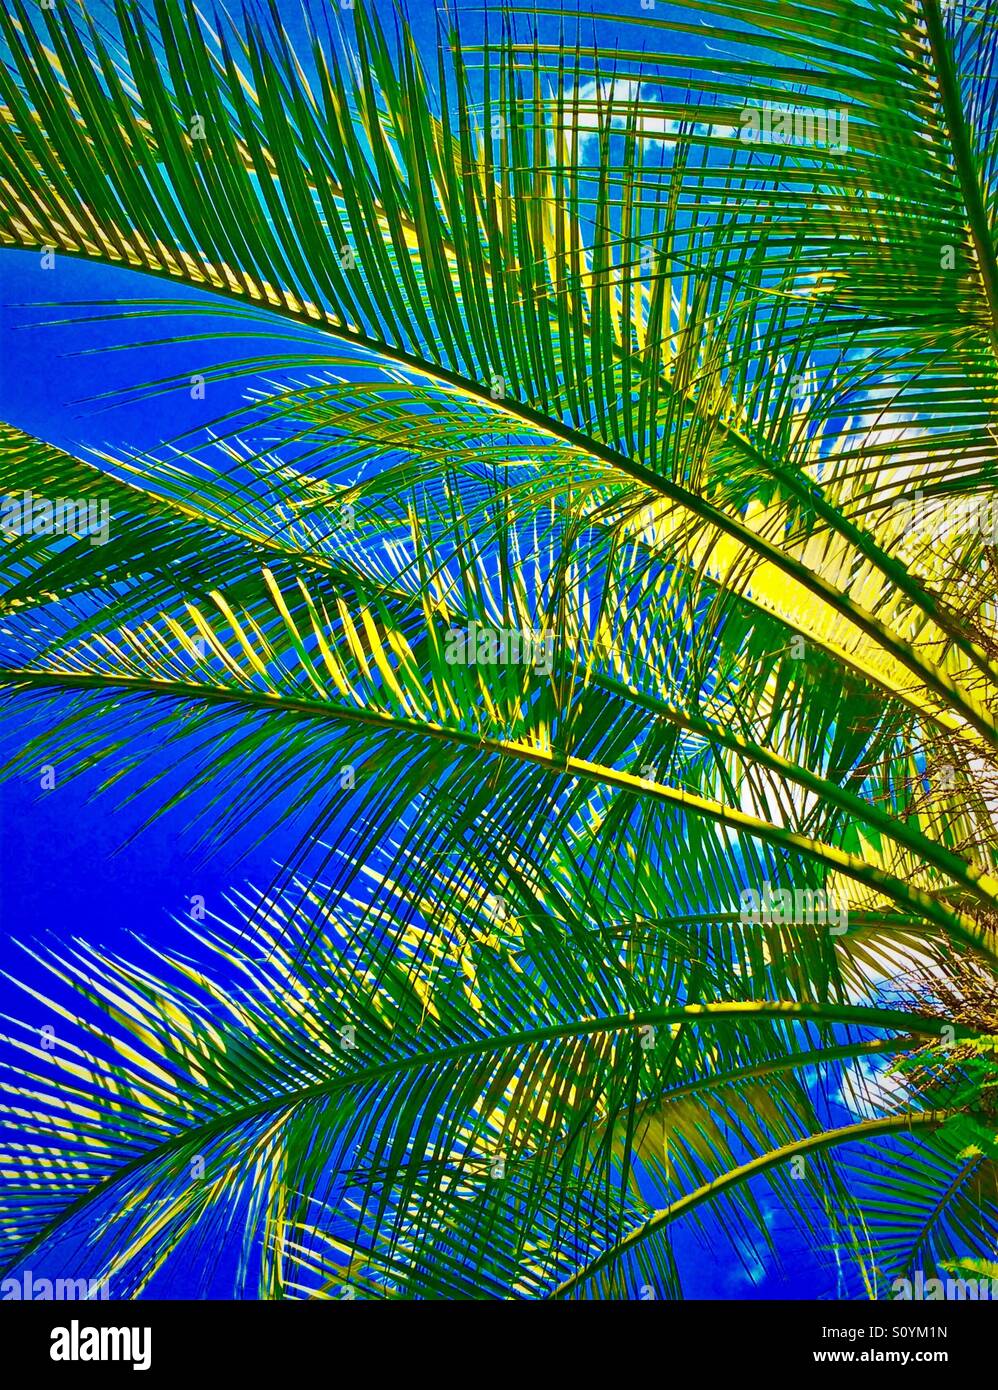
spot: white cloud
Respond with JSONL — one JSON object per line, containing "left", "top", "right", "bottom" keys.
{"left": 836, "top": 1055, "right": 911, "bottom": 1120}
{"left": 564, "top": 78, "right": 680, "bottom": 162}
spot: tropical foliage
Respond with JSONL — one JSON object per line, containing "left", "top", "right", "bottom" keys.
{"left": 1, "top": 0, "right": 998, "bottom": 1298}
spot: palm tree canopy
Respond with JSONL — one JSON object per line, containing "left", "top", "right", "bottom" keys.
{"left": 0, "top": 0, "right": 997, "bottom": 1298}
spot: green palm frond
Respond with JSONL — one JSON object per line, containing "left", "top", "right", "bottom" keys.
{"left": 2, "top": 0, "right": 998, "bottom": 1298}
{"left": 0, "top": 876, "right": 973, "bottom": 1299}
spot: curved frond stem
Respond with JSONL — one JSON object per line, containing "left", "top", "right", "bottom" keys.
{"left": 0, "top": 1000, "right": 970, "bottom": 1280}
{"left": 552, "top": 1108, "right": 959, "bottom": 1299}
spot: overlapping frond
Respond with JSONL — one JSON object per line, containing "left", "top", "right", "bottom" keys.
{"left": 1, "top": 0, "right": 998, "bottom": 1298}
